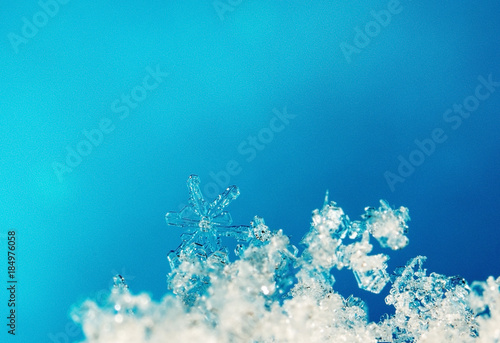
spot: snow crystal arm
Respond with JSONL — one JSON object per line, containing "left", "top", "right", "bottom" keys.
{"left": 165, "top": 206, "right": 199, "bottom": 231}
{"left": 187, "top": 175, "right": 208, "bottom": 217}
{"left": 207, "top": 185, "right": 240, "bottom": 219}
{"left": 215, "top": 224, "right": 251, "bottom": 241}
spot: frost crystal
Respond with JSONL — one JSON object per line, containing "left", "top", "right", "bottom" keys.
{"left": 298, "top": 194, "right": 398, "bottom": 294}
{"left": 71, "top": 176, "right": 500, "bottom": 343}
{"left": 364, "top": 200, "right": 410, "bottom": 250}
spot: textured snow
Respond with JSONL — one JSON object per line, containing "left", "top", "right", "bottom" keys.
{"left": 72, "top": 175, "right": 500, "bottom": 342}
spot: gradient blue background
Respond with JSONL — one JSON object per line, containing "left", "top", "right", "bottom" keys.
{"left": 1, "top": 1, "right": 499, "bottom": 342}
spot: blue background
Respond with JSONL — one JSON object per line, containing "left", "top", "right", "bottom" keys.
{"left": 1, "top": 1, "right": 499, "bottom": 342}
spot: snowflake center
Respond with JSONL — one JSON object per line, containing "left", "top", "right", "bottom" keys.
{"left": 199, "top": 216, "right": 211, "bottom": 230}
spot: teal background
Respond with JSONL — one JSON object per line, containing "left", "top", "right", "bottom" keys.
{"left": 0, "top": 1, "right": 499, "bottom": 341}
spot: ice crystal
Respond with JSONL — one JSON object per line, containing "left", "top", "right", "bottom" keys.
{"left": 112, "top": 274, "right": 129, "bottom": 295}
{"left": 165, "top": 174, "right": 251, "bottom": 262}
{"left": 364, "top": 200, "right": 410, "bottom": 250}
{"left": 71, "top": 176, "right": 500, "bottom": 343}
{"left": 298, "top": 194, "right": 401, "bottom": 294}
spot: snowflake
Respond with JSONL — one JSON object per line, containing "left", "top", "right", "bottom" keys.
{"left": 165, "top": 175, "right": 251, "bottom": 268}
